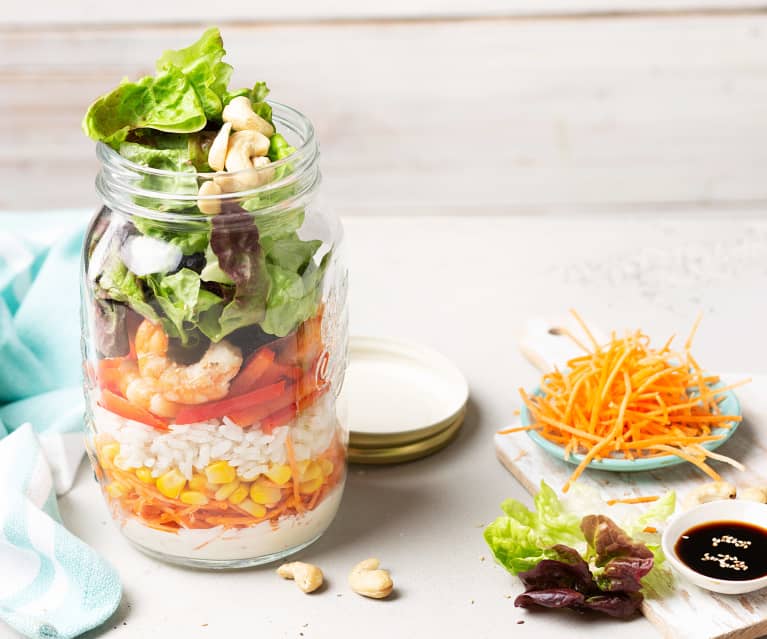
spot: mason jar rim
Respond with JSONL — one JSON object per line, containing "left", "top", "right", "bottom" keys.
{"left": 95, "top": 100, "right": 320, "bottom": 222}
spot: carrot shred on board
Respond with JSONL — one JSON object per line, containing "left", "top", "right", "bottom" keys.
{"left": 606, "top": 495, "right": 660, "bottom": 506}
{"left": 507, "top": 312, "right": 749, "bottom": 491}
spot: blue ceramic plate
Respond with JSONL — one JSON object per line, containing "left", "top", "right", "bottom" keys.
{"left": 522, "top": 382, "right": 741, "bottom": 472}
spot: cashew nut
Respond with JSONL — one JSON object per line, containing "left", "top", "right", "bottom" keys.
{"left": 738, "top": 486, "right": 767, "bottom": 503}
{"left": 683, "top": 481, "right": 737, "bottom": 509}
{"left": 207, "top": 122, "right": 232, "bottom": 172}
{"left": 197, "top": 181, "right": 223, "bottom": 215}
{"left": 224, "top": 130, "right": 271, "bottom": 172}
{"left": 348, "top": 558, "right": 393, "bottom": 599}
{"left": 214, "top": 156, "right": 274, "bottom": 192}
{"left": 276, "top": 561, "right": 323, "bottom": 594}
{"left": 223, "top": 96, "right": 275, "bottom": 137}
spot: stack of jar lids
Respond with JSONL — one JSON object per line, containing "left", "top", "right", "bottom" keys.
{"left": 342, "top": 337, "right": 469, "bottom": 464}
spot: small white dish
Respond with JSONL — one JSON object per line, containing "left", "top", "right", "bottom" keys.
{"left": 662, "top": 500, "right": 767, "bottom": 595}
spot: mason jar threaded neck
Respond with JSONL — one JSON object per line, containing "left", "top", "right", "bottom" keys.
{"left": 95, "top": 101, "right": 320, "bottom": 223}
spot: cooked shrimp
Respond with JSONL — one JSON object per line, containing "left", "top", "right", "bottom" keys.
{"left": 134, "top": 319, "right": 243, "bottom": 405}
{"left": 125, "top": 377, "right": 181, "bottom": 418}
{"left": 116, "top": 360, "right": 181, "bottom": 418}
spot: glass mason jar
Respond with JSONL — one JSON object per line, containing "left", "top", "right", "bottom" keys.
{"left": 80, "top": 103, "right": 348, "bottom": 568}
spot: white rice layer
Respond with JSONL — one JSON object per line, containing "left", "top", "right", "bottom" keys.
{"left": 93, "top": 392, "right": 337, "bottom": 480}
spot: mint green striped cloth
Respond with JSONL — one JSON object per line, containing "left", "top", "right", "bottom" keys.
{"left": 0, "top": 210, "right": 122, "bottom": 638}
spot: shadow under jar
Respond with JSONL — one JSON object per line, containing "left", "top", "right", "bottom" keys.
{"left": 80, "top": 102, "right": 349, "bottom": 568}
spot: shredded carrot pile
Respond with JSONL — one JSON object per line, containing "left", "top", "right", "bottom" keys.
{"left": 500, "top": 311, "right": 749, "bottom": 492}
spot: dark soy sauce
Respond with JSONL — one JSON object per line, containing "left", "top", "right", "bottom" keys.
{"left": 675, "top": 521, "right": 767, "bottom": 581}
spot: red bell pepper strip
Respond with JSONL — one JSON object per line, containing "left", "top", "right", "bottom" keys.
{"left": 97, "top": 358, "right": 127, "bottom": 395}
{"left": 174, "top": 380, "right": 286, "bottom": 425}
{"left": 227, "top": 386, "right": 298, "bottom": 427}
{"left": 260, "top": 404, "right": 298, "bottom": 434}
{"left": 260, "top": 387, "right": 329, "bottom": 434}
{"left": 99, "top": 389, "right": 168, "bottom": 431}
{"left": 228, "top": 347, "right": 275, "bottom": 397}
{"left": 256, "top": 363, "right": 302, "bottom": 388}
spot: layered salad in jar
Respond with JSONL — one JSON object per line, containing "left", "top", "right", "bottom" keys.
{"left": 80, "top": 29, "right": 347, "bottom": 565}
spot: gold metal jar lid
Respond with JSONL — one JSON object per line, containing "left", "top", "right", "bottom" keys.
{"left": 343, "top": 336, "right": 469, "bottom": 464}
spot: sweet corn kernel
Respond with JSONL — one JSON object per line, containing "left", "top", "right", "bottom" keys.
{"left": 189, "top": 474, "right": 210, "bottom": 492}
{"left": 249, "top": 480, "right": 282, "bottom": 505}
{"left": 205, "top": 460, "right": 236, "bottom": 484}
{"left": 265, "top": 464, "right": 292, "bottom": 486}
{"left": 228, "top": 485, "right": 249, "bottom": 504}
{"left": 214, "top": 480, "right": 240, "bottom": 501}
{"left": 239, "top": 499, "right": 267, "bottom": 518}
{"left": 105, "top": 481, "right": 129, "bottom": 498}
{"left": 100, "top": 443, "right": 120, "bottom": 463}
{"left": 180, "top": 491, "right": 209, "bottom": 506}
{"left": 135, "top": 467, "right": 153, "bottom": 483}
{"left": 156, "top": 469, "right": 186, "bottom": 499}
{"left": 299, "top": 461, "right": 322, "bottom": 483}
{"left": 319, "top": 459, "right": 334, "bottom": 477}
{"left": 296, "top": 459, "right": 311, "bottom": 475}
{"left": 300, "top": 477, "right": 323, "bottom": 494}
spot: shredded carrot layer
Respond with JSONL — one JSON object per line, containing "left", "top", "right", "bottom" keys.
{"left": 509, "top": 311, "right": 749, "bottom": 492}
{"left": 97, "top": 433, "right": 345, "bottom": 532}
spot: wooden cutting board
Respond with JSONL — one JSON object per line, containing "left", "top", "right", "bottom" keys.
{"left": 495, "top": 374, "right": 767, "bottom": 639}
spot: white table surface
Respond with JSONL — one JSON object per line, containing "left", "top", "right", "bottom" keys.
{"left": 5, "top": 213, "right": 767, "bottom": 639}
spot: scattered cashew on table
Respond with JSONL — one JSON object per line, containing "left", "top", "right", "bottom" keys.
{"left": 277, "top": 561, "right": 324, "bottom": 594}
{"left": 276, "top": 558, "right": 394, "bottom": 599}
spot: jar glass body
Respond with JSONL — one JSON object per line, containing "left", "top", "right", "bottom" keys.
{"left": 80, "top": 103, "right": 348, "bottom": 568}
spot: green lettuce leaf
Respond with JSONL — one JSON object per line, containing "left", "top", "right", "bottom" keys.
{"left": 96, "top": 258, "right": 158, "bottom": 321}
{"left": 82, "top": 67, "right": 207, "bottom": 147}
{"left": 261, "top": 254, "right": 328, "bottom": 337}
{"left": 484, "top": 482, "right": 584, "bottom": 575}
{"left": 155, "top": 27, "right": 232, "bottom": 122}
{"left": 198, "top": 212, "right": 270, "bottom": 342}
{"left": 145, "top": 268, "right": 221, "bottom": 343}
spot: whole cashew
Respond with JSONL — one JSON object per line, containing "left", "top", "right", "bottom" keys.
{"left": 197, "top": 181, "right": 223, "bottom": 215}
{"left": 738, "top": 486, "right": 767, "bottom": 503}
{"left": 214, "top": 156, "right": 274, "bottom": 192}
{"left": 207, "top": 122, "right": 232, "bottom": 172}
{"left": 223, "top": 96, "right": 275, "bottom": 137}
{"left": 224, "top": 130, "right": 271, "bottom": 172}
{"left": 276, "top": 561, "right": 323, "bottom": 594}
{"left": 683, "top": 481, "right": 737, "bottom": 509}
{"left": 348, "top": 558, "right": 393, "bottom": 599}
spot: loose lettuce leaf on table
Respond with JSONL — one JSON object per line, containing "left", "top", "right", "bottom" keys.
{"left": 515, "top": 589, "right": 643, "bottom": 619}
{"left": 484, "top": 481, "right": 584, "bottom": 574}
{"left": 581, "top": 515, "right": 655, "bottom": 593}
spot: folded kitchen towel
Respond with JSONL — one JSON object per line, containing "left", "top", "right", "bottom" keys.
{"left": 0, "top": 424, "right": 121, "bottom": 639}
{"left": 0, "top": 211, "right": 122, "bottom": 637}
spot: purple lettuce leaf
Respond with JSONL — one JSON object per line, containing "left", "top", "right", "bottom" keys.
{"left": 581, "top": 515, "right": 654, "bottom": 592}
{"left": 205, "top": 210, "right": 270, "bottom": 340}
{"left": 581, "top": 592, "right": 644, "bottom": 618}
{"left": 517, "top": 545, "right": 595, "bottom": 594}
{"left": 515, "top": 588, "right": 644, "bottom": 619}
{"left": 515, "top": 588, "right": 586, "bottom": 610}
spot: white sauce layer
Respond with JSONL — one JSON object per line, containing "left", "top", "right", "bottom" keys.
{"left": 120, "top": 485, "right": 344, "bottom": 561}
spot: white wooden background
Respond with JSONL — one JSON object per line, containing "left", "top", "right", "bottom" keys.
{"left": 2, "top": 2, "right": 767, "bottom": 214}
